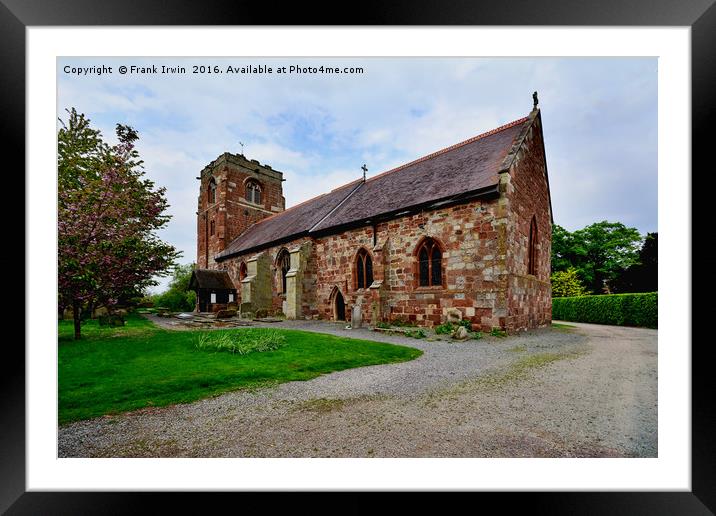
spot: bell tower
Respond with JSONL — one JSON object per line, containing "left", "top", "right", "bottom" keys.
{"left": 197, "top": 153, "right": 285, "bottom": 269}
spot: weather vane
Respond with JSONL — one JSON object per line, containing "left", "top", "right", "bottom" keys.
{"left": 239, "top": 141, "right": 245, "bottom": 155}
{"left": 533, "top": 91, "right": 539, "bottom": 108}
{"left": 361, "top": 163, "right": 368, "bottom": 181}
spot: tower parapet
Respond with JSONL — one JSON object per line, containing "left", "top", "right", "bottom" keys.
{"left": 196, "top": 152, "right": 285, "bottom": 269}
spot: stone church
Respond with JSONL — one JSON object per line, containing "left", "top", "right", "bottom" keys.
{"left": 192, "top": 98, "right": 552, "bottom": 332}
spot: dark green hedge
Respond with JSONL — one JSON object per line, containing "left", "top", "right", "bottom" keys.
{"left": 552, "top": 292, "right": 657, "bottom": 328}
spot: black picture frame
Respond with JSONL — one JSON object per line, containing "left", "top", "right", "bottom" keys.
{"left": 5, "top": 0, "right": 714, "bottom": 513}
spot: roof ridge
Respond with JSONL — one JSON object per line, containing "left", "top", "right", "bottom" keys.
{"left": 217, "top": 114, "right": 530, "bottom": 259}
{"left": 365, "top": 116, "right": 530, "bottom": 184}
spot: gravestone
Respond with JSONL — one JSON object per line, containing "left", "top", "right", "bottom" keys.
{"left": 351, "top": 304, "right": 363, "bottom": 329}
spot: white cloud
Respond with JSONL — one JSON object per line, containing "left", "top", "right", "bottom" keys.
{"left": 58, "top": 56, "right": 658, "bottom": 294}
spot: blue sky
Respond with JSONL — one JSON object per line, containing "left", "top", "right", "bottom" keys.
{"left": 57, "top": 57, "right": 657, "bottom": 293}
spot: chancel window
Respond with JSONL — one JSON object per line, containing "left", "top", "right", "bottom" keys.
{"left": 528, "top": 215, "right": 538, "bottom": 276}
{"left": 277, "top": 249, "right": 291, "bottom": 294}
{"left": 417, "top": 238, "right": 443, "bottom": 287}
{"left": 239, "top": 262, "right": 248, "bottom": 281}
{"left": 355, "top": 249, "right": 374, "bottom": 289}
{"left": 246, "top": 181, "right": 262, "bottom": 205}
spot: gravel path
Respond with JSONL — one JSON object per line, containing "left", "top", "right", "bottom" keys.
{"left": 58, "top": 320, "right": 657, "bottom": 458}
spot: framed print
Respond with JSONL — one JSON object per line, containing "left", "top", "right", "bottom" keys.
{"left": 5, "top": 0, "right": 715, "bottom": 512}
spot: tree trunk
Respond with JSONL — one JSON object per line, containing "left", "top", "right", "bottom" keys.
{"left": 73, "top": 300, "right": 82, "bottom": 340}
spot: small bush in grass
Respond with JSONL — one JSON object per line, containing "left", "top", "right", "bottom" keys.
{"left": 195, "top": 329, "right": 287, "bottom": 355}
{"left": 471, "top": 331, "right": 484, "bottom": 340}
{"left": 490, "top": 328, "right": 507, "bottom": 338}
{"left": 98, "top": 314, "right": 125, "bottom": 327}
{"left": 375, "top": 321, "right": 391, "bottom": 329}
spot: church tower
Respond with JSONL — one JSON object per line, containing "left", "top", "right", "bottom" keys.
{"left": 197, "top": 153, "right": 285, "bottom": 269}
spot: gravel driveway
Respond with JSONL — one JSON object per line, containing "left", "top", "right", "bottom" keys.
{"left": 58, "top": 319, "right": 657, "bottom": 458}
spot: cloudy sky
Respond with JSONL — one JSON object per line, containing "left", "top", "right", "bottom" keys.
{"left": 57, "top": 57, "right": 657, "bottom": 293}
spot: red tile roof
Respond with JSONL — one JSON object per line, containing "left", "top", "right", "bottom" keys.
{"left": 216, "top": 115, "right": 531, "bottom": 260}
{"left": 189, "top": 269, "right": 236, "bottom": 290}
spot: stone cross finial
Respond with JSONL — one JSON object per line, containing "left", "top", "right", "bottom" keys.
{"left": 533, "top": 91, "right": 539, "bottom": 108}
{"left": 361, "top": 163, "right": 368, "bottom": 181}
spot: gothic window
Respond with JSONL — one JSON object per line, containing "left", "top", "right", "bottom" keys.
{"left": 246, "top": 180, "right": 262, "bottom": 205}
{"left": 209, "top": 219, "right": 215, "bottom": 236}
{"left": 417, "top": 237, "right": 443, "bottom": 287}
{"left": 355, "top": 248, "right": 374, "bottom": 290}
{"left": 277, "top": 249, "right": 291, "bottom": 294}
{"left": 208, "top": 177, "right": 217, "bottom": 204}
{"left": 239, "top": 262, "right": 248, "bottom": 281}
{"left": 528, "top": 215, "right": 538, "bottom": 276}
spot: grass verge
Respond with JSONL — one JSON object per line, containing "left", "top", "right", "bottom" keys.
{"left": 59, "top": 314, "right": 421, "bottom": 425}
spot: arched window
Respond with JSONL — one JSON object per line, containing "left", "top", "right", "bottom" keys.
{"left": 239, "top": 262, "right": 248, "bottom": 281}
{"left": 208, "top": 177, "right": 217, "bottom": 204}
{"left": 246, "top": 180, "right": 262, "bottom": 205}
{"left": 528, "top": 215, "right": 538, "bottom": 276}
{"left": 277, "top": 249, "right": 291, "bottom": 294}
{"left": 355, "top": 248, "right": 374, "bottom": 290}
{"left": 416, "top": 237, "right": 443, "bottom": 287}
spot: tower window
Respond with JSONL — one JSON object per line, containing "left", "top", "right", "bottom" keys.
{"left": 416, "top": 237, "right": 443, "bottom": 287}
{"left": 208, "top": 177, "right": 217, "bottom": 204}
{"left": 209, "top": 219, "right": 215, "bottom": 236}
{"left": 355, "top": 248, "right": 374, "bottom": 290}
{"left": 246, "top": 180, "right": 262, "bottom": 205}
{"left": 528, "top": 215, "right": 538, "bottom": 276}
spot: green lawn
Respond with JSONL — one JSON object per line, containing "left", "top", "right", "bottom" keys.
{"left": 59, "top": 314, "right": 422, "bottom": 425}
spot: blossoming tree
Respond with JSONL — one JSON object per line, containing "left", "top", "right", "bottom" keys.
{"left": 58, "top": 109, "right": 179, "bottom": 339}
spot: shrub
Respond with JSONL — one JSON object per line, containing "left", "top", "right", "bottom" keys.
{"left": 152, "top": 289, "right": 195, "bottom": 313}
{"left": 472, "top": 331, "right": 484, "bottom": 340}
{"left": 490, "top": 328, "right": 507, "bottom": 337}
{"left": 551, "top": 267, "right": 589, "bottom": 297}
{"left": 405, "top": 328, "right": 427, "bottom": 339}
{"left": 375, "top": 321, "right": 391, "bottom": 329}
{"left": 552, "top": 292, "right": 657, "bottom": 328}
{"left": 456, "top": 319, "right": 472, "bottom": 330}
{"left": 98, "top": 314, "right": 125, "bottom": 327}
{"left": 434, "top": 322, "right": 454, "bottom": 335}
{"left": 195, "top": 329, "right": 287, "bottom": 355}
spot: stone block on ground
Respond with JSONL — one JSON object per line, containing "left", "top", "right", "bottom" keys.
{"left": 452, "top": 326, "right": 469, "bottom": 340}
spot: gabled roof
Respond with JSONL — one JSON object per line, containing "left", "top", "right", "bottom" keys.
{"left": 188, "top": 269, "right": 236, "bottom": 290}
{"left": 216, "top": 114, "right": 532, "bottom": 260}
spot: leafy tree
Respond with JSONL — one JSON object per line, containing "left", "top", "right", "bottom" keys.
{"left": 57, "top": 108, "right": 107, "bottom": 189}
{"left": 551, "top": 224, "right": 578, "bottom": 273}
{"left": 58, "top": 109, "right": 180, "bottom": 339}
{"left": 551, "top": 267, "right": 589, "bottom": 297}
{"left": 611, "top": 232, "right": 658, "bottom": 293}
{"left": 153, "top": 263, "right": 197, "bottom": 312}
{"left": 551, "top": 221, "right": 643, "bottom": 294}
